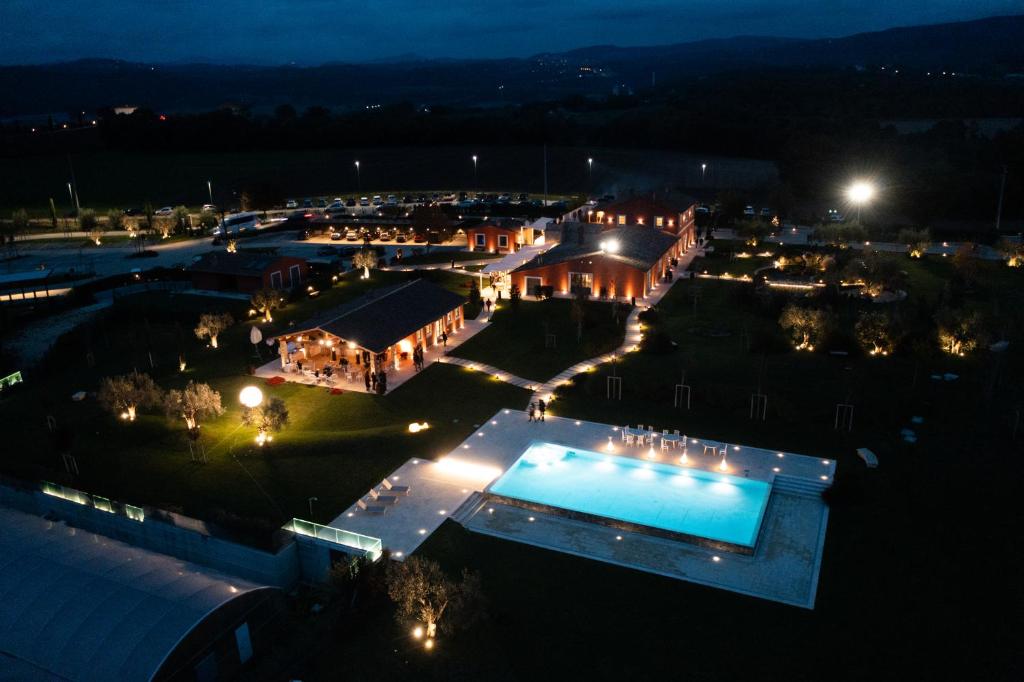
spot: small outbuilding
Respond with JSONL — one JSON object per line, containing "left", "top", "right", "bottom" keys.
{"left": 188, "top": 252, "right": 308, "bottom": 293}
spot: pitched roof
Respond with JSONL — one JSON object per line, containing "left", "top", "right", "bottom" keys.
{"left": 514, "top": 223, "right": 678, "bottom": 272}
{"left": 188, "top": 251, "right": 296, "bottom": 277}
{"left": 292, "top": 278, "right": 465, "bottom": 353}
{"left": 0, "top": 504, "right": 271, "bottom": 682}
{"left": 462, "top": 217, "right": 525, "bottom": 233}
{"left": 598, "top": 194, "right": 696, "bottom": 218}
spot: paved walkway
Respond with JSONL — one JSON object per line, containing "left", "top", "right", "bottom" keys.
{"left": 434, "top": 356, "right": 541, "bottom": 391}
{"left": 528, "top": 244, "right": 704, "bottom": 407}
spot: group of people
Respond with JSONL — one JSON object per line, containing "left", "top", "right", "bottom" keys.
{"left": 363, "top": 369, "right": 388, "bottom": 394}
{"left": 412, "top": 346, "right": 426, "bottom": 371}
{"left": 527, "top": 399, "right": 547, "bottom": 422}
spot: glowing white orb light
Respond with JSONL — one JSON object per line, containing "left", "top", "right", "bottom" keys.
{"left": 239, "top": 386, "right": 263, "bottom": 408}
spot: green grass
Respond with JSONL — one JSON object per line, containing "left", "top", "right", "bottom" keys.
{"left": 298, "top": 276, "right": 1024, "bottom": 681}
{"left": 450, "top": 298, "right": 629, "bottom": 382}
{"left": 0, "top": 281, "right": 524, "bottom": 537}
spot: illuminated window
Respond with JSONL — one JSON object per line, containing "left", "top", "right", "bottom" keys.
{"left": 498, "top": 234, "right": 509, "bottom": 248}
{"left": 617, "top": 214, "right": 626, "bottom": 225}
{"left": 655, "top": 216, "right": 663, "bottom": 227}
{"left": 475, "top": 233, "right": 485, "bottom": 247}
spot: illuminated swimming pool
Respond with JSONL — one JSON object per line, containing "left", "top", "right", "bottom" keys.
{"left": 487, "top": 442, "right": 772, "bottom": 548}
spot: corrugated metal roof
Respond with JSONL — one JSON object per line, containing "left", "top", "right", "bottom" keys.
{"left": 291, "top": 278, "right": 465, "bottom": 353}
{"left": 0, "top": 506, "right": 270, "bottom": 682}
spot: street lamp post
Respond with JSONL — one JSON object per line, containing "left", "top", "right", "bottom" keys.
{"left": 66, "top": 182, "right": 75, "bottom": 213}
{"left": 354, "top": 161, "right": 361, "bottom": 190}
{"left": 701, "top": 163, "right": 707, "bottom": 184}
{"left": 588, "top": 157, "right": 593, "bottom": 190}
{"left": 308, "top": 496, "right": 318, "bottom": 519}
{"left": 472, "top": 155, "right": 478, "bottom": 190}
{"left": 207, "top": 180, "right": 213, "bottom": 205}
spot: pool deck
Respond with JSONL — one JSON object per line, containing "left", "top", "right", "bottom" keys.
{"left": 327, "top": 410, "right": 834, "bottom": 607}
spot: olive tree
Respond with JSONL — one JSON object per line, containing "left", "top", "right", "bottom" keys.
{"left": 198, "top": 210, "right": 219, "bottom": 232}
{"left": 251, "top": 288, "right": 281, "bottom": 322}
{"left": 855, "top": 310, "right": 899, "bottom": 356}
{"left": 386, "top": 556, "right": 484, "bottom": 643}
{"left": 194, "top": 312, "right": 234, "bottom": 349}
{"left": 998, "top": 238, "right": 1024, "bottom": 268}
{"left": 97, "top": 371, "right": 163, "bottom": 421}
{"left": 242, "top": 397, "right": 289, "bottom": 445}
{"left": 106, "top": 209, "right": 124, "bottom": 232}
{"left": 172, "top": 205, "right": 190, "bottom": 233}
{"left": 898, "top": 228, "right": 930, "bottom": 258}
{"left": 935, "top": 307, "right": 985, "bottom": 356}
{"left": 779, "top": 304, "right": 830, "bottom": 351}
{"left": 353, "top": 248, "right": 376, "bottom": 279}
{"left": 165, "top": 381, "right": 223, "bottom": 430}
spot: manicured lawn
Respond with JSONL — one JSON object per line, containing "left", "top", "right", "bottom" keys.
{"left": 450, "top": 297, "right": 630, "bottom": 382}
{"left": 297, "top": 276, "right": 1024, "bottom": 681}
{"left": 0, "top": 293, "right": 528, "bottom": 539}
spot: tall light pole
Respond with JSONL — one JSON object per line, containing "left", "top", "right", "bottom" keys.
{"left": 354, "top": 160, "right": 361, "bottom": 190}
{"left": 472, "top": 155, "right": 478, "bottom": 190}
{"left": 308, "top": 496, "right": 318, "bottom": 519}
{"left": 207, "top": 180, "right": 213, "bottom": 205}
{"left": 66, "top": 182, "right": 75, "bottom": 213}
{"left": 588, "top": 157, "right": 593, "bottom": 189}
{"left": 701, "top": 163, "right": 707, "bottom": 183}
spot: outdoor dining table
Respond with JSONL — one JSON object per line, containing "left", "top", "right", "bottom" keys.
{"left": 661, "top": 433, "right": 680, "bottom": 447}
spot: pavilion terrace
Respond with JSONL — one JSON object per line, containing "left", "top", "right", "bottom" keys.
{"left": 258, "top": 279, "right": 466, "bottom": 392}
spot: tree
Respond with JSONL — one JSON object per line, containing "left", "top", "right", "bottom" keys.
{"left": 2, "top": 209, "right": 30, "bottom": 255}
{"left": 353, "top": 248, "right": 376, "bottom": 279}
{"left": 156, "top": 216, "right": 176, "bottom": 239}
{"left": 779, "top": 304, "right": 830, "bottom": 351}
{"left": 194, "top": 312, "right": 234, "bottom": 348}
{"left": 859, "top": 254, "right": 906, "bottom": 296}
{"left": 97, "top": 371, "right": 163, "bottom": 421}
{"left": 251, "top": 288, "right": 281, "bottom": 322}
{"left": 412, "top": 204, "right": 453, "bottom": 242}
{"left": 198, "top": 210, "right": 219, "bottom": 231}
{"left": 242, "top": 397, "right": 289, "bottom": 445}
{"left": 134, "top": 202, "right": 154, "bottom": 254}
{"left": 936, "top": 306, "right": 985, "bottom": 356}
{"left": 165, "top": 381, "right": 223, "bottom": 430}
{"left": 509, "top": 283, "right": 521, "bottom": 314}
{"left": 106, "top": 209, "right": 124, "bottom": 232}
{"left": 998, "top": 238, "right": 1024, "bottom": 268}
{"left": 386, "top": 556, "right": 484, "bottom": 642}
{"left": 898, "top": 228, "right": 930, "bottom": 258}
{"left": 855, "top": 310, "right": 899, "bottom": 356}
{"left": 78, "top": 208, "right": 98, "bottom": 237}
{"left": 171, "top": 205, "right": 190, "bottom": 234}
{"left": 952, "top": 243, "right": 978, "bottom": 287}
{"left": 735, "top": 218, "right": 768, "bottom": 247}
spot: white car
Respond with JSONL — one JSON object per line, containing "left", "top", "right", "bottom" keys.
{"left": 285, "top": 199, "right": 298, "bottom": 208}
{"left": 359, "top": 197, "right": 369, "bottom": 206}
{"left": 201, "top": 204, "right": 217, "bottom": 212}
{"left": 372, "top": 195, "right": 383, "bottom": 206}
{"left": 386, "top": 194, "right": 398, "bottom": 206}
{"left": 155, "top": 206, "right": 174, "bottom": 215}
{"left": 743, "top": 205, "right": 755, "bottom": 217}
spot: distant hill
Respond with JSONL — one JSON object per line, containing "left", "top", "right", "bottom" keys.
{"left": 0, "top": 14, "right": 1021, "bottom": 117}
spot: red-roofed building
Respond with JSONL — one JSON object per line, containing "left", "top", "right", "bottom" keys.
{"left": 587, "top": 195, "right": 697, "bottom": 249}
{"left": 464, "top": 218, "right": 535, "bottom": 254}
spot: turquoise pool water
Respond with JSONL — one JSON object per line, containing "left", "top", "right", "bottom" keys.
{"left": 488, "top": 442, "right": 772, "bottom": 547}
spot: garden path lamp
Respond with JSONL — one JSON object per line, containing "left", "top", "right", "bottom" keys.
{"left": 239, "top": 386, "right": 263, "bottom": 408}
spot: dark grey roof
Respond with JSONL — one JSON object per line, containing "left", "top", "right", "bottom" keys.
{"left": 188, "top": 251, "right": 294, "bottom": 277}
{"left": 293, "top": 278, "right": 465, "bottom": 353}
{"left": 0, "top": 505, "right": 271, "bottom": 682}
{"left": 514, "top": 223, "right": 679, "bottom": 272}
{"left": 462, "top": 217, "right": 525, "bottom": 232}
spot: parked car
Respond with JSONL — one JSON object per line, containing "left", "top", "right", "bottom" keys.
{"left": 302, "top": 198, "right": 313, "bottom": 208}
{"left": 155, "top": 206, "right": 173, "bottom": 215}
{"left": 395, "top": 233, "right": 407, "bottom": 243}
{"left": 359, "top": 197, "right": 369, "bottom": 206}
{"left": 123, "top": 207, "right": 143, "bottom": 216}
{"left": 372, "top": 195, "right": 383, "bottom": 206}
{"left": 345, "top": 231, "right": 359, "bottom": 241}
{"left": 286, "top": 199, "right": 298, "bottom": 208}
{"left": 498, "top": 193, "right": 511, "bottom": 203}
{"left": 518, "top": 193, "right": 529, "bottom": 202}
{"left": 760, "top": 207, "right": 771, "bottom": 217}
{"left": 413, "top": 233, "right": 426, "bottom": 243}
{"left": 330, "top": 231, "right": 342, "bottom": 241}
{"left": 743, "top": 205, "right": 755, "bottom": 217}
{"left": 326, "top": 200, "right": 344, "bottom": 210}
{"left": 345, "top": 198, "right": 356, "bottom": 207}
{"left": 378, "top": 231, "right": 392, "bottom": 241}
{"left": 202, "top": 204, "right": 217, "bottom": 212}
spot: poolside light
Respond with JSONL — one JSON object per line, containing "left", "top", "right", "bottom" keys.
{"left": 820, "top": 475, "right": 829, "bottom": 481}
{"left": 777, "top": 452, "right": 784, "bottom": 458}
{"left": 606, "top": 437, "right": 615, "bottom": 452}
{"left": 679, "top": 452, "right": 688, "bottom": 465}
{"left": 239, "top": 386, "right": 263, "bottom": 408}
{"left": 822, "top": 459, "right": 830, "bottom": 465}
{"left": 395, "top": 551, "right": 404, "bottom": 557}
{"left": 616, "top": 535, "right": 623, "bottom": 541}
{"left": 528, "top": 516, "right": 535, "bottom": 522}
{"left": 712, "top": 555, "right": 721, "bottom": 563}
{"left": 424, "top": 638, "right": 435, "bottom": 651}
{"left": 718, "top": 456, "right": 729, "bottom": 472}
{"left": 439, "top": 510, "right": 446, "bottom": 515}
{"left": 647, "top": 446, "right": 656, "bottom": 459}
{"left": 772, "top": 467, "right": 780, "bottom": 473}
{"left": 575, "top": 421, "right": 581, "bottom": 426}
{"left": 418, "top": 529, "right": 427, "bottom": 535}
{"left": 408, "top": 422, "right": 429, "bottom": 433}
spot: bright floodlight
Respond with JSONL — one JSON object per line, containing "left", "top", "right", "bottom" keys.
{"left": 847, "top": 181, "right": 875, "bottom": 205}
{"left": 239, "top": 386, "right": 263, "bottom": 408}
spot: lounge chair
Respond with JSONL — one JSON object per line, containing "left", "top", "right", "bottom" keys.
{"left": 356, "top": 498, "right": 387, "bottom": 514}
{"left": 856, "top": 448, "right": 878, "bottom": 469}
{"left": 381, "top": 478, "right": 410, "bottom": 495}
{"left": 368, "top": 488, "right": 398, "bottom": 505}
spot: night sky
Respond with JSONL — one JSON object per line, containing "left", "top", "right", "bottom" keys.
{"left": 0, "top": 0, "right": 1018, "bottom": 65}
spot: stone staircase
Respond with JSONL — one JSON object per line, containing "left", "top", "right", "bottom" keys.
{"left": 772, "top": 474, "right": 830, "bottom": 499}
{"left": 449, "top": 491, "right": 487, "bottom": 525}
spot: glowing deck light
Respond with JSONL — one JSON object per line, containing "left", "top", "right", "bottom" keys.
{"left": 615, "top": 535, "right": 623, "bottom": 541}
{"left": 424, "top": 638, "right": 435, "bottom": 651}
{"left": 408, "top": 422, "right": 429, "bottom": 433}
{"left": 718, "top": 456, "right": 729, "bottom": 472}
{"left": 712, "top": 555, "right": 721, "bottom": 563}
{"left": 418, "top": 529, "right": 427, "bottom": 535}
{"left": 528, "top": 516, "right": 535, "bottom": 522}
{"left": 772, "top": 467, "right": 781, "bottom": 473}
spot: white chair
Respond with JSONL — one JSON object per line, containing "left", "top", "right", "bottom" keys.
{"left": 620, "top": 428, "right": 628, "bottom": 442}
{"left": 625, "top": 432, "right": 636, "bottom": 446}
{"left": 661, "top": 434, "right": 671, "bottom": 452}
